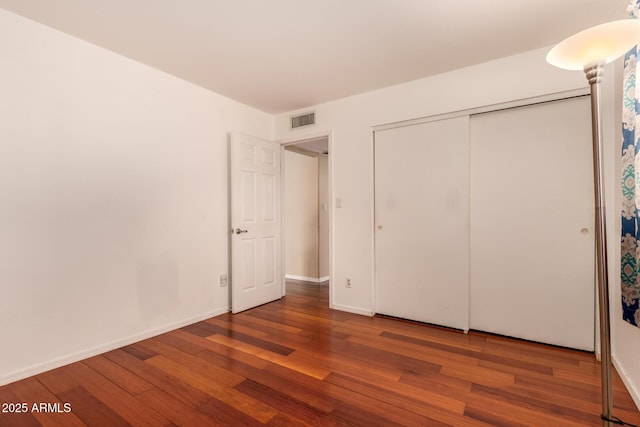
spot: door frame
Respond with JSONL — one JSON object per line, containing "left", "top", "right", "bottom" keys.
{"left": 278, "top": 130, "right": 334, "bottom": 307}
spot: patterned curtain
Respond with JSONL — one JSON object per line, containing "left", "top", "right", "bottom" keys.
{"left": 621, "top": 1, "right": 640, "bottom": 328}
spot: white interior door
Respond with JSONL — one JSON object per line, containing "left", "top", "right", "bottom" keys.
{"left": 469, "top": 96, "right": 595, "bottom": 350}
{"left": 230, "top": 132, "right": 282, "bottom": 313}
{"left": 374, "top": 116, "right": 470, "bottom": 330}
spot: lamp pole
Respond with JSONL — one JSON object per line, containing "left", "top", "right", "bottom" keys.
{"left": 585, "top": 61, "right": 613, "bottom": 427}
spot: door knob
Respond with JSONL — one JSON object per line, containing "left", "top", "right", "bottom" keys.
{"left": 234, "top": 228, "right": 248, "bottom": 234}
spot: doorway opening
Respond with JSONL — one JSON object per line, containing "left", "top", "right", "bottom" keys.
{"left": 282, "top": 135, "right": 332, "bottom": 307}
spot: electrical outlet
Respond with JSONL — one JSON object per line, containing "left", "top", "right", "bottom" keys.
{"left": 220, "top": 274, "right": 228, "bottom": 287}
{"left": 346, "top": 278, "right": 351, "bottom": 288}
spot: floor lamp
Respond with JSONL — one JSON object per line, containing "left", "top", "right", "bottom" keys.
{"left": 547, "top": 20, "right": 640, "bottom": 427}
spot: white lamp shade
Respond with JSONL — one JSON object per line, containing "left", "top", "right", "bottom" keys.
{"left": 546, "top": 19, "right": 640, "bottom": 70}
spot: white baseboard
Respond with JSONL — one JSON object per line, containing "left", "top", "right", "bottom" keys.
{"left": 285, "top": 274, "right": 329, "bottom": 283}
{"left": 332, "top": 303, "right": 374, "bottom": 317}
{"left": 613, "top": 355, "right": 640, "bottom": 411}
{"left": 0, "top": 306, "right": 229, "bottom": 386}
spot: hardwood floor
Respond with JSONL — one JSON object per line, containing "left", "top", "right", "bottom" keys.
{"left": 1, "top": 281, "right": 639, "bottom": 426}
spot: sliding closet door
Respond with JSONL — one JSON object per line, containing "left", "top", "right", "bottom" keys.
{"left": 375, "top": 116, "right": 469, "bottom": 330}
{"left": 469, "top": 96, "right": 595, "bottom": 350}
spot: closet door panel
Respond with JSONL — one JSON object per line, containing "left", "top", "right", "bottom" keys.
{"left": 469, "top": 96, "right": 595, "bottom": 350}
{"left": 374, "top": 116, "right": 470, "bottom": 330}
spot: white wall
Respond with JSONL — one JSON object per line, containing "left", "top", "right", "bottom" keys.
{"left": 284, "top": 150, "right": 319, "bottom": 280}
{"left": 0, "top": 9, "right": 273, "bottom": 385}
{"left": 274, "top": 46, "right": 639, "bottom": 407}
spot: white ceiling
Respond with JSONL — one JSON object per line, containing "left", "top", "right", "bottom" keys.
{"left": 0, "top": 0, "right": 631, "bottom": 114}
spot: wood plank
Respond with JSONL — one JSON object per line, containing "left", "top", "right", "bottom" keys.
{"left": 206, "top": 334, "right": 332, "bottom": 379}
{"left": 439, "top": 364, "right": 516, "bottom": 388}
{"left": 263, "top": 364, "right": 446, "bottom": 426}
{"left": 103, "top": 349, "right": 212, "bottom": 409}
{"left": 293, "top": 325, "right": 351, "bottom": 341}
{"left": 332, "top": 335, "right": 444, "bottom": 375}
{"left": 82, "top": 355, "right": 154, "bottom": 396}
{"left": 217, "top": 311, "right": 303, "bottom": 335}
{"left": 382, "top": 330, "right": 553, "bottom": 374}
{"left": 478, "top": 359, "right": 553, "bottom": 379}
{"left": 196, "top": 396, "right": 266, "bottom": 426}
{"left": 189, "top": 321, "right": 296, "bottom": 356}
{"left": 292, "top": 345, "right": 405, "bottom": 382}
{"left": 136, "top": 387, "right": 230, "bottom": 427}
{"left": 60, "top": 362, "right": 173, "bottom": 426}
{"left": 246, "top": 307, "right": 326, "bottom": 331}
{"left": 346, "top": 333, "right": 473, "bottom": 371}
{"left": 483, "top": 333, "right": 594, "bottom": 362}
{"left": 36, "top": 369, "right": 79, "bottom": 395}
{"left": 0, "top": 385, "right": 42, "bottom": 427}
{"left": 380, "top": 329, "right": 486, "bottom": 352}
{"left": 401, "top": 370, "right": 473, "bottom": 396}
{"left": 515, "top": 374, "right": 640, "bottom": 423}
{"left": 464, "top": 390, "right": 593, "bottom": 427}
{"left": 140, "top": 339, "right": 247, "bottom": 388}
{"left": 204, "top": 317, "right": 271, "bottom": 338}
{"left": 193, "top": 349, "right": 277, "bottom": 387}
{"left": 323, "top": 372, "right": 489, "bottom": 426}
{"left": 121, "top": 342, "right": 159, "bottom": 361}
{"left": 169, "top": 328, "right": 272, "bottom": 370}
{"left": 470, "top": 382, "right": 601, "bottom": 425}
{"left": 553, "top": 366, "right": 630, "bottom": 391}
{"left": 330, "top": 370, "right": 466, "bottom": 414}
{"left": 479, "top": 339, "right": 584, "bottom": 369}
{"left": 464, "top": 404, "right": 531, "bottom": 427}
{"left": 235, "top": 379, "right": 335, "bottom": 426}
{"left": 209, "top": 315, "right": 314, "bottom": 347}
{"left": 277, "top": 308, "right": 341, "bottom": 328}
{"left": 153, "top": 331, "right": 206, "bottom": 355}
{"left": 180, "top": 323, "right": 215, "bottom": 338}
{"left": 58, "top": 385, "right": 130, "bottom": 427}
{"left": 9, "top": 377, "right": 86, "bottom": 427}
{"left": 266, "top": 413, "right": 323, "bottom": 427}
{"left": 145, "top": 354, "right": 277, "bottom": 423}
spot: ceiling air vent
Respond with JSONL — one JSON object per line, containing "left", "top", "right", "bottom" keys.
{"left": 290, "top": 111, "right": 315, "bottom": 129}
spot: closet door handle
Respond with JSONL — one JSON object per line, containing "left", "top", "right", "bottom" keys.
{"left": 234, "top": 228, "right": 248, "bottom": 234}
